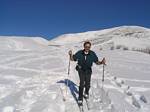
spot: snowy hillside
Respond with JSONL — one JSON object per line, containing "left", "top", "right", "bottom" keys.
{"left": 0, "top": 36, "right": 49, "bottom": 51}
{"left": 49, "top": 26, "right": 150, "bottom": 50}
{"left": 0, "top": 26, "right": 150, "bottom": 112}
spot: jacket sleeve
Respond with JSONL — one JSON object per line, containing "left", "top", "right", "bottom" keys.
{"left": 73, "top": 51, "right": 80, "bottom": 61}
{"left": 93, "top": 52, "right": 98, "bottom": 63}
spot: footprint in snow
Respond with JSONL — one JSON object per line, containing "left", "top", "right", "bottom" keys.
{"left": 2, "top": 106, "right": 14, "bottom": 112}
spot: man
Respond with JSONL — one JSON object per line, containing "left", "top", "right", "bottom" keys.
{"left": 68, "top": 41, "right": 106, "bottom": 104}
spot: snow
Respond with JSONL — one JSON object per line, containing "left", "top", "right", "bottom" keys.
{"left": 2, "top": 106, "right": 14, "bottom": 112}
{"left": 0, "top": 36, "right": 49, "bottom": 51}
{"left": 0, "top": 26, "right": 150, "bottom": 112}
{"left": 49, "top": 26, "right": 150, "bottom": 50}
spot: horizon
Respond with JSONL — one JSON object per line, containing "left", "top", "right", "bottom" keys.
{"left": 0, "top": 0, "right": 150, "bottom": 40}
{"left": 0, "top": 25, "right": 149, "bottom": 41}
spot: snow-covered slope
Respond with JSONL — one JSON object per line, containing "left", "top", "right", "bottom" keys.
{"left": 0, "top": 26, "right": 150, "bottom": 112}
{"left": 0, "top": 36, "right": 49, "bottom": 51}
{"left": 49, "top": 26, "right": 150, "bottom": 50}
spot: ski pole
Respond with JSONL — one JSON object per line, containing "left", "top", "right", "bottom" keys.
{"left": 101, "top": 63, "right": 105, "bottom": 103}
{"left": 65, "top": 55, "right": 71, "bottom": 101}
{"left": 67, "top": 55, "right": 71, "bottom": 77}
{"left": 102, "top": 64, "right": 105, "bottom": 82}
{"left": 67, "top": 55, "right": 71, "bottom": 87}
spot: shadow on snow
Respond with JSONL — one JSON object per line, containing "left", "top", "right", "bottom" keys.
{"left": 57, "top": 79, "right": 79, "bottom": 102}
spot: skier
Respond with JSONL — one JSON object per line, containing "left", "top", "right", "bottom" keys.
{"left": 68, "top": 41, "right": 106, "bottom": 105}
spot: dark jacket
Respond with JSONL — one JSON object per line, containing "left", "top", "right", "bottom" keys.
{"left": 73, "top": 49, "right": 98, "bottom": 71}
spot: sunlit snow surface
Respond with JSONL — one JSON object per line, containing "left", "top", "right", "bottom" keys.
{"left": 0, "top": 27, "right": 150, "bottom": 112}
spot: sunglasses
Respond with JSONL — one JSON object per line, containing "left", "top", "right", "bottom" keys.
{"left": 84, "top": 46, "right": 91, "bottom": 48}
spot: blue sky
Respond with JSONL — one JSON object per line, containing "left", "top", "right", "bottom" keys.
{"left": 0, "top": 0, "right": 150, "bottom": 40}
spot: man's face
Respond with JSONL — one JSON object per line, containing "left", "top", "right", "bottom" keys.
{"left": 84, "top": 43, "right": 91, "bottom": 52}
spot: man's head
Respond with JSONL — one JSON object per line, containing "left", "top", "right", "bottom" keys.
{"left": 83, "top": 41, "right": 91, "bottom": 52}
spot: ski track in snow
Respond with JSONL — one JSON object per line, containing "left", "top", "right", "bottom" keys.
{"left": 0, "top": 45, "right": 150, "bottom": 112}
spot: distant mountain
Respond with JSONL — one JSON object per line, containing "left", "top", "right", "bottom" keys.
{"left": 49, "top": 26, "right": 150, "bottom": 50}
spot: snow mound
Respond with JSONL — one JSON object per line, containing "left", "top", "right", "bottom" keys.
{"left": 0, "top": 36, "right": 49, "bottom": 51}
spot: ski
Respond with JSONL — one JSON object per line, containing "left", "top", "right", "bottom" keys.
{"left": 78, "top": 102, "right": 84, "bottom": 112}
{"left": 79, "top": 105, "right": 84, "bottom": 112}
{"left": 84, "top": 98, "right": 90, "bottom": 110}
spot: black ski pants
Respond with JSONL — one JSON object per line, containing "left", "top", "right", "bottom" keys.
{"left": 78, "top": 69, "right": 92, "bottom": 100}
